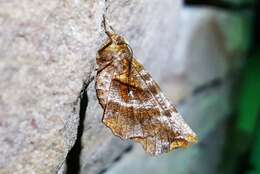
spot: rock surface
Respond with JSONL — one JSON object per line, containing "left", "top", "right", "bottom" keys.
{"left": 0, "top": 0, "right": 103, "bottom": 173}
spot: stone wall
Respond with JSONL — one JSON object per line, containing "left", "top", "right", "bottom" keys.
{"left": 0, "top": 0, "right": 251, "bottom": 174}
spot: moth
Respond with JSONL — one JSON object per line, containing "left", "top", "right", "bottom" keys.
{"left": 95, "top": 16, "right": 197, "bottom": 155}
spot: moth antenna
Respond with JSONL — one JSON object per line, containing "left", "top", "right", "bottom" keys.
{"left": 102, "top": 14, "right": 117, "bottom": 40}
{"left": 126, "top": 43, "right": 134, "bottom": 96}
{"left": 109, "top": 25, "right": 116, "bottom": 33}
{"left": 102, "top": 14, "right": 110, "bottom": 37}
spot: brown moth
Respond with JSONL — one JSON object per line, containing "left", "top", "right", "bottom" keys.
{"left": 95, "top": 16, "right": 197, "bottom": 155}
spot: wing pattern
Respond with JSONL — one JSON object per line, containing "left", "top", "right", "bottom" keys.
{"left": 96, "top": 33, "right": 197, "bottom": 155}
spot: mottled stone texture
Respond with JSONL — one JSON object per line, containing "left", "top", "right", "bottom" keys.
{"left": 0, "top": 0, "right": 251, "bottom": 174}
{"left": 0, "top": 0, "right": 103, "bottom": 173}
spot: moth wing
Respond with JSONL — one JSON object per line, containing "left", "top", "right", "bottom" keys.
{"left": 103, "top": 58, "right": 197, "bottom": 155}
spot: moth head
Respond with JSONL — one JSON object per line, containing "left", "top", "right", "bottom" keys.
{"left": 110, "top": 34, "right": 125, "bottom": 45}
{"left": 97, "top": 32, "right": 133, "bottom": 72}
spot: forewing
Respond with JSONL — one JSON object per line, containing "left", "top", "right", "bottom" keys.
{"left": 103, "top": 58, "right": 197, "bottom": 155}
